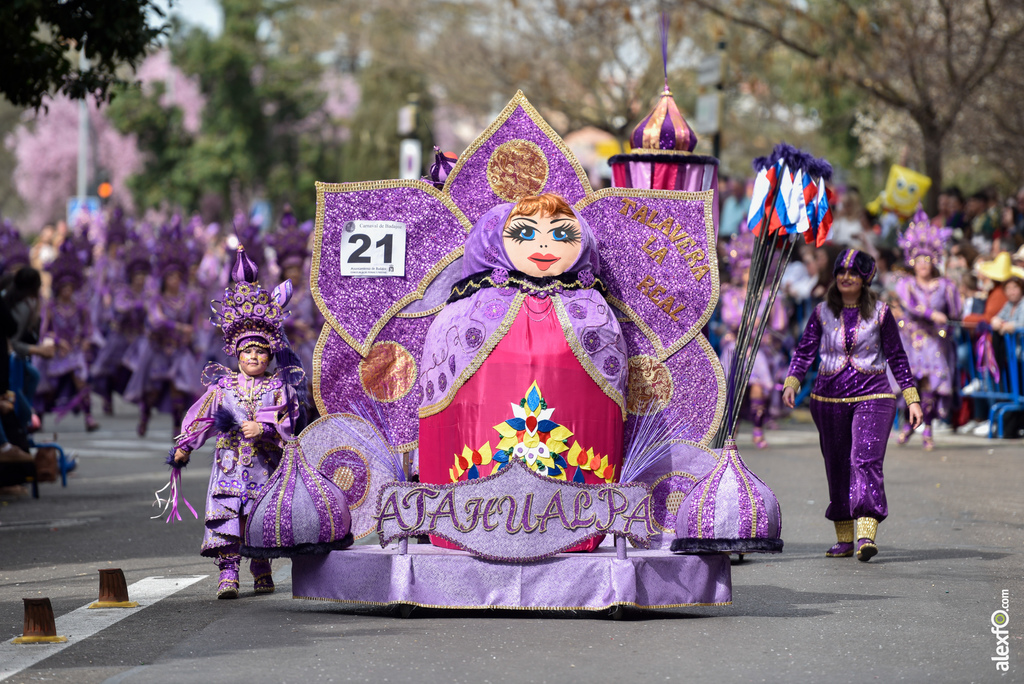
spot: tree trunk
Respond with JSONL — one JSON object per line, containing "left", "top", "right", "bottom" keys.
{"left": 919, "top": 122, "right": 945, "bottom": 217}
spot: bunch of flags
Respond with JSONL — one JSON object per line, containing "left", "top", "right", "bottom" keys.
{"left": 745, "top": 143, "right": 835, "bottom": 247}
{"left": 714, "top": 143, "right": 835, "bottom": 447}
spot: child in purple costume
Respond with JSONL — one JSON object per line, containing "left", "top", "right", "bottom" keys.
{"left": 125, "top": 244, "right": 203, "bottom": 437}
{"left": 783, "top": 249, "right": 923, "bottom": 562}
{"left": 172, "top": 246, "right": 303, "bottom": 599}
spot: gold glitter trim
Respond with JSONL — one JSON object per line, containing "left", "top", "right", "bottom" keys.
{"left": 783, "top": 376, "right": 801, "bottom": 392}
{"left": 616, "top": 148, "right": 711, "bottom": 158}
{"left": 292, "top": 595, "right": 731, "bottom": 611}
{"left": 834, "top": 520, "right": 854, "bottom": 543}
{"left": 395, "top": 303, "right": 446, "bottom": 319}
{"left": 441, "top": 90, "right": 594, "bottom": 199}
{"left": 809, "top": 393, "right": 896, "bottom": 404}
{"left": 419, "top": 291, "right": 526, "bottom": 418}
{"left": 312, "top": 179, "right": 469, "bottom": 357}
{"left": 574, "top": 187, "right": 720, "bottom": 362}
{"left": 309, "top": 324, "right": 419, "bottom": 454}
{"left": 311, "top": 321, "right": 331, "bottom": 420}
{"left": 551, "top": 294, "right": 626, "bottom": 420}
{"left": 695, "top": 334, "right": 727, "bottom": 446}
{"left": 855, "top": 517, "right": 878, "bottom": 542}
{"left": 487, "top": 139, "right": 550, "bottom": 201}
{"left": 902, "top": 387, "right": 921, "bottom": 405}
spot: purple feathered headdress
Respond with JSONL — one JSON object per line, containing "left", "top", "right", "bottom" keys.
{"left": 899, "top": 206, "right": 950, "bottom": 265}
{"left": 212, "top": 245, "right": 293, "bottom": 356}
{"left": 47, "top": 240, "right": 86, "bottom": 291}
{"left": 268, "top": 205, "right": 311, "bottom": 270}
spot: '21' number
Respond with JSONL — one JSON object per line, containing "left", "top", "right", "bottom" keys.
{"left": 347, "top": 233, "right": 393, "bottom": 264}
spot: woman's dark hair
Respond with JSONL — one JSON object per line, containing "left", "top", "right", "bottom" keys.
{"left": 2, "top": 267, "right": 42, "bottom": 308}
{"left": 826, "top": 279, "right": 878, "bottom": 321}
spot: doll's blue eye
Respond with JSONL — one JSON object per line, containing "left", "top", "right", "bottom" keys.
{"left": 550, "top": 222, "right": 581, "bottom": 244}
{"left": 505, "top": 223, "right": 537, "bottom": 242}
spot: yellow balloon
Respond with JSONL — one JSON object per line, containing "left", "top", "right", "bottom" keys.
{"left": 881, "top": 165, "right": 931, "bottom": 218}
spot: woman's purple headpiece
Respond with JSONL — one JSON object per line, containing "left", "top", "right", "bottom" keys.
{"left": 834, "top": 248, "right": 876, "bottom": 283}
{"left": 48, "top": 240, "right": 86, "bottom": 291}
{"left": 899, "top": 207, "right": 950, "bottom": 264}
{"left": 268, "top": 205, "right": 311, "bottom": 269}
{"left": 460, "top": 201, "right": 601, "bottom": 280}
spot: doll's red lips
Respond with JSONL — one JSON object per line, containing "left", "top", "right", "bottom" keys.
{"left": 528, "top": 254, "right": 559, "bottom": 271}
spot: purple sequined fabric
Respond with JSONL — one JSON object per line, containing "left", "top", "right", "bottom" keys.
{"left": 291, "top": 545, "right": 732, "bottom": 608}
{"left": 810, "top": 398, "right": 895, "bottom": 522}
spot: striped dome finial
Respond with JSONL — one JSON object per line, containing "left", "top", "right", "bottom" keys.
{"left": 630, "top": 85, "right": 698, "bottom": 153}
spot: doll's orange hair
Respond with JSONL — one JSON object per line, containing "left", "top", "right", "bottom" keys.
{"left": 504, "top": 193, "right": 574, "bottom": 229}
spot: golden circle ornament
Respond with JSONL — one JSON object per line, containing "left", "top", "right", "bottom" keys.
{"left": 358, "top": 341, "right": 417, "bottom": 403}
{"left": 486, "top": 139, "right": 549, "bottom": 201}
{"left": 626, "top": 354, "right": 674, "bottom": 415}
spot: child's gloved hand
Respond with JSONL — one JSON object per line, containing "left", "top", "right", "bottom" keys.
{"left": 241, "top": 421, "right": 263, "bottom": 439}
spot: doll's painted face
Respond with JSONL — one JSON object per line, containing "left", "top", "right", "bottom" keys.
{"left": 238, "top": 346, "right": 271, "bottom": 377}
{"left": 502, "top": 212, "right": 582, "bottom": 278}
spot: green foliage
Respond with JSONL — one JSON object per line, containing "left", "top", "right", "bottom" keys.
{"left": 0, "top": 0, "right": 167, "bottom": 109}
{"left": 109, "top": 0, "right": 338, "bottom": 219}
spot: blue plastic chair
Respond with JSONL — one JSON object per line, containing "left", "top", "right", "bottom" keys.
{"left": 989, "top": 332, "right": 1024, "bottom": 438}
{"left": 8, "top": 354, "right": 75, "bottom": 490}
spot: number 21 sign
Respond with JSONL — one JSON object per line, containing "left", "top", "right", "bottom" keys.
{"left": 340, "top": 221, "right": 407, "bottom": 277}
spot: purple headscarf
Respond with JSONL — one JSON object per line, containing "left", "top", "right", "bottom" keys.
{"left": 460, "top": 202, "right": 601, "bottom": 279}
{"left": 833, "top": 248, "right": 876, "bottom": 283}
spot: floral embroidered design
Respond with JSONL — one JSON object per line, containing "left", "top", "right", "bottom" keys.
{"left": 450, "top": 381, "right": 615, "bottom": 484}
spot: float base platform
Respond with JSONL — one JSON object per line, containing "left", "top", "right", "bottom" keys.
{"left": 291, "top": 544, "right": 732, "bottom": 610}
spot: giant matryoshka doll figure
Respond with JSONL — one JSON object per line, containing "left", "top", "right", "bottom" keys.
{"left": 417, "top": 193, "right": 628, "bottom": 550}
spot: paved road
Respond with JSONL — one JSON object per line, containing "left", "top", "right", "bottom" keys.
{"left": 1, "top": 401, "right": 1021, "bottom": 684}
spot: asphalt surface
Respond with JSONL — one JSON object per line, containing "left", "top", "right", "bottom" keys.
{"left": 1, "top": 399, "right": 1021, "bottom": 684}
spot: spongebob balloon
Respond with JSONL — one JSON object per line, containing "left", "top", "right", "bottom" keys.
{"left": 867, "top": 165, "right": 932, "bottom": 219}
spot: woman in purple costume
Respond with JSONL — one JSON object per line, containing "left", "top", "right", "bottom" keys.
{"left": 172, "top": 246, "right": 303, "bottom": 599}
{"left": 894, "top": 209, "right": 961, "bottom": 450}
{"left": 91, "top": 240, "right": 152, "bottom": 414}
{"left": 783, "top": 249, "right": 923, "bottom": 562}
{"left": 35, "top": 242, "right": 99, "bottom": 431}
{"left": 125, "top": 243, "right": 203, "bottom": 436}
{"left": 718, "top": 231, "right": 787, "bottom": 448}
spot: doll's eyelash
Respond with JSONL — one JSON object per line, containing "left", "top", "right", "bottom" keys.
{"left": 550, "top": 221, "right": 581, "bottom": 244}
{"left": 505, "top": 222, "right": 536, "bottom": 243}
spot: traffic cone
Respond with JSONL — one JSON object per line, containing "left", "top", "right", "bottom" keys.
{"left": 11, "top": 598, "right": 67, "bottom": 644}
{"left": 87, "top": 569, "right": 138, "bottom": 609}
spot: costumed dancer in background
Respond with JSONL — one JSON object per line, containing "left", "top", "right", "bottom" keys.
{"left": 35, "top": 242, "right": 99, "bottom": 431}
{"left": 418, "top": 193, "right": 627, "bottom": 552}
{"left": 268, "top": 207, "right": 320, "bottom": 416}
{"left": 91, "top": 235, "right": 153, "bottom": 417}
{"left": 717, "top": 230, "right": 787, "bottom": 448}
{"left": 782, "top": 249, "right": 922, "bottom": 562}
{"left": 125, "top": 223, "right": 203, "bottom": 437}
{"left": 171, "top": 245, "right": 303, "bottom": 599}
{"left": 91, "top": 211, "right": 130, "bottom": 414}
{"left": 894, "top": 209, "right": 961, "bottom": 450}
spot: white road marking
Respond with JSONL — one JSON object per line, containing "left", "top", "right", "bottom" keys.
{"left": 0, "top": 575, "right": 207, "bottom": 682}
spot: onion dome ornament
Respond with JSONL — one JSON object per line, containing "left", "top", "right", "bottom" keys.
{"left": 608, "top": 13, "right": 719, "bottom": 195}
{"left": 241, "top": 440, "right": 354, "bottom": 558}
